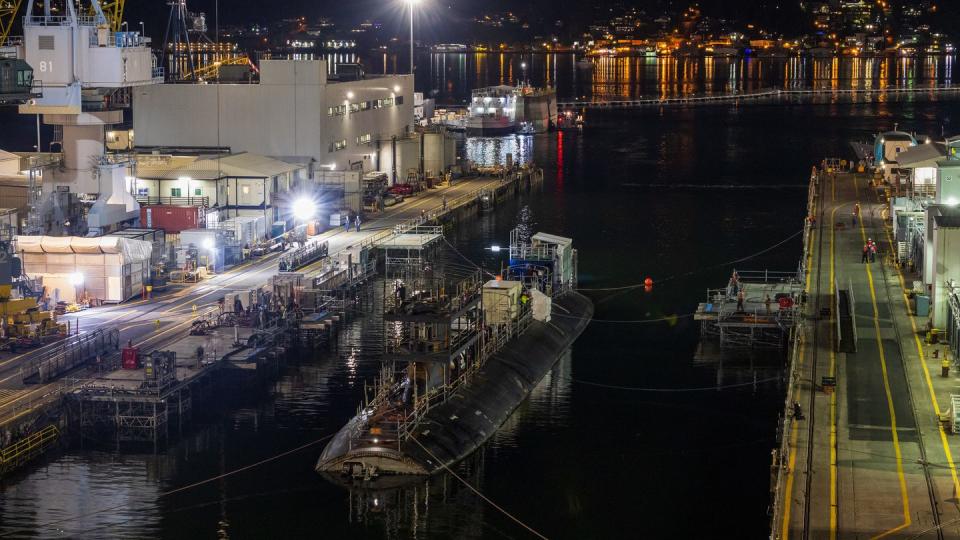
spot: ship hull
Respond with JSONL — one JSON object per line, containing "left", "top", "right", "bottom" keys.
{"left": 316, "top": 291, "right": 593, "bottom": 486}
{"left": 465, "top": 123, "right": 517, "bottom": 136}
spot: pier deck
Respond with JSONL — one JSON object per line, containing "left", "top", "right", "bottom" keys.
{"left": 774, "top": 170, "right": 960, "bottom": 539}
{"left": 0, "top": 169, "right": 535, "bottom": 438}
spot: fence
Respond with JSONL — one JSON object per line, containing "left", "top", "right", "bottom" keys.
{"left": 20, "top": 327, "right": 120, "bottom": 384}
{"left": 559, "top": 85, "right": 960, "bottom": 110}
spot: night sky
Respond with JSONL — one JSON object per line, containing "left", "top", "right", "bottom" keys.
{"left": 122, "top": 0, "right": 815, "bottom": 43}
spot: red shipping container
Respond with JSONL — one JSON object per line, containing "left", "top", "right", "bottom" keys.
{"left": 121, "top": 347, "right": 140, "bottom": 370}
{"left": 140, "top": 205, "right": 205, "bottom": 233}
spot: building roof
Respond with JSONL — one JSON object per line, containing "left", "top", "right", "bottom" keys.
{"left": 879, "top": 131, "right": 916, "bottom": 142}
{"left": 933, "top": 206, "right": 960, "bottom": 228}
{"left": 897, "top": 142, "right": 946, "bottom": 168}
{"left": 135, "top": 152, "right": 302, "bottom": 181}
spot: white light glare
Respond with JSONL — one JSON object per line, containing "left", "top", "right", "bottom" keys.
{"left": 293, "top": 197, "right": 317, "bottom": 221}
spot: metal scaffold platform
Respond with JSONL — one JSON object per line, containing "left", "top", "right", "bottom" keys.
{"left": 695, "top": 270, "right": 803, "bottom": 350}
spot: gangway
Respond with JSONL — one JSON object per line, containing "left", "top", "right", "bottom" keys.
{"left": 279, "top": 240, "right": 329, "bottom": 272}
{"left": 20, "top": 327, "right": 120, "bottom": 383}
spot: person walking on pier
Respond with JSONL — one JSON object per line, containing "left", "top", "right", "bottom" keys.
{"left": 442, "top": 195, "right": 447, "bottom": 211}
{"left": 869, "top": 239, "right": 877, "bottom": 263}
{"left": 852, "top": 202, "right": 860, "bottom": 225}
{"left": 862, "top": 243, "right": 870, "bottom": 263}
{"left": 344, "top": 213, "right": 351, "bottom": 233}
{"left": 736, "top": 288, "right": 745, "bottom": 312}
{"left": 355, "top": 214, "right": 362, "bottom": 232}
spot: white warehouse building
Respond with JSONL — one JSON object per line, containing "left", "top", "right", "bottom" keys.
{"left": 132, "top": 59, "right": 414, "bottom": 172}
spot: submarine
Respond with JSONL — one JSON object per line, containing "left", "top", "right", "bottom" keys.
{"left": 315, "top": 229, "right": 593, "bottom": 485}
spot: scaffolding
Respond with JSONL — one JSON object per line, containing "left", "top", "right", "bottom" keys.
{"left": 695, "top": 270, "right": 802, "bottom": 349}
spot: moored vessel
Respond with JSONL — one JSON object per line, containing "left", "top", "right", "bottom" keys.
{"left": 315, "top": 228, "right": 592, "bottom": 485}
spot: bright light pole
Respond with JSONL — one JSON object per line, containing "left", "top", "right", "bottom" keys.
{"left": 404, "top": 0, "right": 419, "bottom": 75}
{"left": 69, "top": 272, "right": 84, "bottom": 304}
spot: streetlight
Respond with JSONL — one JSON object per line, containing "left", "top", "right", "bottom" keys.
{"left": 403, "top": 0, "right": 420, "bottom": 75}
{"left": 520, "top": 61, "right": 527, "bottom": 84}
{"left": 121, "top": 21, "right": 128, "bottom": 33}
{"left": 292, "top": 197, "right": 316, "bottom": 222}
{"left": 69, "top": 272, "right": 84, "bottom": 305}
{"left": 139, "top": 21, "right": 145, "bottom": 37}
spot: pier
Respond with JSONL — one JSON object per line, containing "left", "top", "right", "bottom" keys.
{"left": 770, "top": 167, "right": 960, "bottom": 538}
{"left": 0, "top": 165, "right": 542, "bottom": 472}
{"left": 557, "top": 85, "right": 960, "bottom": 110}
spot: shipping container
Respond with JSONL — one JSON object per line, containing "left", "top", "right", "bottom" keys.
{"left": 141, "top": 205, "right": 205, "bottom": 233}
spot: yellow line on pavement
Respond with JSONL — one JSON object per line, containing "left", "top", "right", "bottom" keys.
{"left": 782, "top": 223, "right": 816, "bottom": 540}
{"left": 858, "top": 206, "right": 911, "bottom": 540}
{"left": 829, "top": 201, "right": 839, "bottom": 540}
{"left": 880, "top": 211, "right": 960, "bottom": 504}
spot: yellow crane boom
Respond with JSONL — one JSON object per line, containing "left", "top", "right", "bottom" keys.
{"left": 0, "top": 0, "right": 23, "bottom": 46}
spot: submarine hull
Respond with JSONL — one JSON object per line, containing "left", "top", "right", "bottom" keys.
{"left": 316, "top": 291, "right": 593, "bottom": 483}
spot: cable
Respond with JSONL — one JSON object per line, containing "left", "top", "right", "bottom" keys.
{"left": 0, "top": 433, "right": 336, "bottom": 537}
{"left": 578, "top": 228, "right": 805, "bottom": 292}
{"left": 549, "top": 311, "right": 695, "bottom": 324}
{"left": 567, "top": 374, "right": 782, "bottom": 392}
{"left": 409, "top": 435, "right": 549, "bottom": 540}
{"left": 441, "top": 236, "right": 497, "bottom": 278}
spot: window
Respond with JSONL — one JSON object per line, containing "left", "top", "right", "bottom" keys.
{"left": 356, "top": 133, "right": 371, "bottom": 145}
{"left": 327, "top": 105, "right": 347, "bottom": 116}
{"left": 171, "top": 188, "right": 182, "bottom": 197}
{"left": 349, "top": 102, "right": 360, "bottom": 113}
{"left": 395, "top": 95, "right": 404, "bottom": 105}
{"left": 194, "top": 188, "right": 202, "bottom": 196}
{"left": 329, "top": 139, "right": 347, "bottom": 152}
{"left": 360, "top": 100, "right": 371, "bottom": 111}
{"left": 137, "top": 187, "right": 149, "bottom": 197}
{"left": 372, "top": 99, "right": 382, "bottom": 110}
{"left": 383, "top": 97, "right": 394, "bottom": 107}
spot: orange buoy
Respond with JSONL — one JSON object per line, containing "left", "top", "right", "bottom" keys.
{"left": 644, "top": 277, "right": 653, "bottom": 287}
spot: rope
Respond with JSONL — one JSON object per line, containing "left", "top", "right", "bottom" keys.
{"left": 549, "top": 311, "right": 697, "bottom": 324}
{"left": 568, "top": 375, "right": 782, "bottom": 392}
{"left": 442, "top": 236, "right": 497, "bottom": 278}
{"left": 578, "top": 228, "right": 805, "bottom": 292}
{"left": 409, "top": 435, "right": 549, "bottom": 540}
{"left": 0, "top": 433, "right": 335, "bottom": 537}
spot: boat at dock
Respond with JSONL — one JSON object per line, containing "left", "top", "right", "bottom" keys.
{"left": 465, "top": 84, "right": 557, "bottom": 136}
{"left": 315, "top": 228, "right": 592, "bottom": 485}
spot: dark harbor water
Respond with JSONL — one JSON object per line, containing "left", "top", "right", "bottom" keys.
{"left": 0, "top": 56, "right": 959, "bottom": 538}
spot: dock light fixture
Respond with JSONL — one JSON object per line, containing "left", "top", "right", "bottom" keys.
{"left": 292, "top": 197, "right": 317, "bottom": 221}
{"left": 69, "top": 272, "right": 84, "bottom": 286}
{"left": 403, "top": 0, "right": 420, "bottom": 75}
{"left": 347, "top": 91, "right": 354, "bottom": 99}
{"left": 947, "top": 197, "right": 959, "bottom": 207}
{"left": 202, "top": 238, "right": 215, "bottom": 251}
{"left": 393, "top": 85, "right": 401, "bottom": 93}
{"left": 489, "top": 245, "right": 501, "bottom": 252}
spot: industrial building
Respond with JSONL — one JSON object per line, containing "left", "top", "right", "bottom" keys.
{"left": 132, "top": 59, "right": 415, "bottom": 172}
{"left": 132, "top": 152, "right": 306, "bottom": 226}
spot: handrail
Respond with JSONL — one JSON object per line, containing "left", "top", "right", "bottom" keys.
{"left": 558, "top": 85, "right": 960, "bottom": 109}
{"left": 136, "top": 196, "right": 209, "bottom": 207}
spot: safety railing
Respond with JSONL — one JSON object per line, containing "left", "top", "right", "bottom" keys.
{"left": 20, "top": 327, "right": 120, "bottom": 384}
{"left": 280, "top": 240, "right": 328, "bottom": 272}
{"left": 0, "top": 424, "right": 59, "bottom": 476}
{"left": 136, "top": 195, "right": 209, "bottom": 207}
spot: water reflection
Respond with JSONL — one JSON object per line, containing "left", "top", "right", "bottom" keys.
{"left": 464, "top": 135, "right": 534, "bottom": 167}
{"left": 407, "top": 52, "right": 957, "bottom": 103}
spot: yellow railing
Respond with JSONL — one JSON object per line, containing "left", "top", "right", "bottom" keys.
{"left": 0, "top": 424, "right": 58, "bottom": 475}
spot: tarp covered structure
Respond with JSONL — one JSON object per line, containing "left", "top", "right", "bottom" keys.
{"left": 15, "top": 236, "right": 152, "bottom": 303}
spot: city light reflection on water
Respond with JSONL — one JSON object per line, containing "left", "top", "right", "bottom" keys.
{"left": 463, "top": 135, "right": 534, "bottom": 167}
